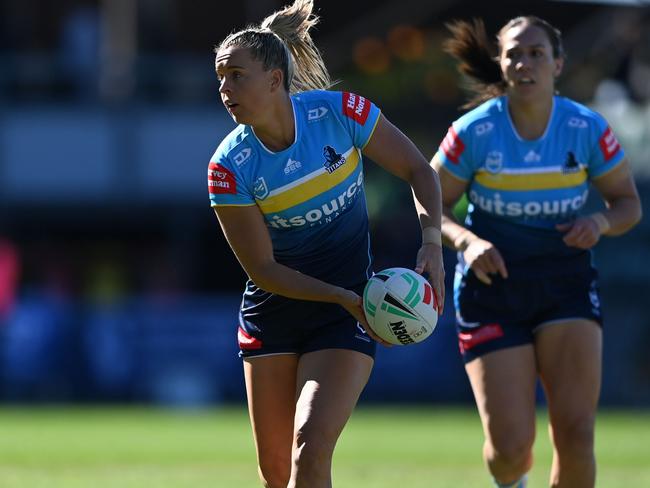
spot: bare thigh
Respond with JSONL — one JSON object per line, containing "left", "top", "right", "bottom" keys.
{"left": 294, "top": 349, "right": 374, "bottom": 448}
{"left": 243, "top": 354, "right": 300, "bottom": 466}
{"left": 535, "top": 320, "right": 602, "bottom": 431}
{"left": 465, "top": 345, "right": 538, "bottom": 448}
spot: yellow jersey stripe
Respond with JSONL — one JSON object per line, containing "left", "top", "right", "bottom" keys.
{"left": 475, "top": 169, "right": 587, "bottom": 190}
{"left": 258, "top": 148, "right": 360, "bottom": 214}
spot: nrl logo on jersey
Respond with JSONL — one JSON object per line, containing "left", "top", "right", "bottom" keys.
{"left": 253, "top": 177, "right": 269, "bottom": 200}
{"left": 307, "top": 106, "right": 328, "bottom": 122}
{"left": 485, "top": 151, "right": 503, "bottom": 173}
{"left": 323, "top": 145, "right": 346, "bottom": 174}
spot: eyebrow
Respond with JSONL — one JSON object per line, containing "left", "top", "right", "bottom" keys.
{"left": 506, "top": 43, "right": 547, "bottom": 51}
{"left": 216, "top": 64, "right": 246, "bottom": 71}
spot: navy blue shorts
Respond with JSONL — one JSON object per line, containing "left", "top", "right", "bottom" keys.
{"left": 236, "top": 283, "right": 376, "bottom": 359}
{"left": 454, "top": 268, "right": 602, "bottom": 363}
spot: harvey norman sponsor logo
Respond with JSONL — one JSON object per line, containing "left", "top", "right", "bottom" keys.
{"left": 208, "top": 162, "right": 236, "bottom": 195}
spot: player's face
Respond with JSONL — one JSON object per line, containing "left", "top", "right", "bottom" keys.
{"left": 215, "top": 46, "right": 276, "bottom": 125}
{"left": 499, "top": 24, "right": 563, "bottom": 102}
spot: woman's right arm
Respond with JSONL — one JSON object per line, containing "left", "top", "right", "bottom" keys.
{"left": 213, "top": 204, "right": 389, "bottom": 343}
{"left": 431, "top": 153, "right": 508, "bottom": 284}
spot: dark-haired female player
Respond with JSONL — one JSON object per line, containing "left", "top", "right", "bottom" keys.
{"left": 432, "top": 16, "right": 641, "bottom": 488}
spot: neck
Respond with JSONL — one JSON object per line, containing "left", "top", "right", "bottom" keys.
{"left": 507, "top": 94, "right": 554, "bottom": 140}
{"left": 253, "top": 93, "right": 295, "bottom": 152}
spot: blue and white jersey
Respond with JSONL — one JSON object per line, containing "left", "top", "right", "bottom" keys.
{"left": 208, "top": 89, "right": 381, "bottom": 288}
{"left": 436, "top": 96, "right": 625, "bottom": 273}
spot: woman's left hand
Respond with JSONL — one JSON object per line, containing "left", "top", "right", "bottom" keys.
{"left": 556, "top": 216, "right": 602, "bottom": 249}
{"left": 415, "top": 243, "right": 445, "bottom": 315}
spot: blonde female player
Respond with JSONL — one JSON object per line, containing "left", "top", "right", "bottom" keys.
{"left": 432, "top": 16, "right": 641, "bottom": 488}
{"left": 208, "top": 1, "right": 444, "bottom": 486}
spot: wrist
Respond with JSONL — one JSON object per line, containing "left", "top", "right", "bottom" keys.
{"left": 588, "top": 212, "right": 611, "bottom": 235}
{"left": 422, "top": 226, "right": 442, "bottom": 247}
{"left": 453, "top": 229, "right": 475, "bottom": 252}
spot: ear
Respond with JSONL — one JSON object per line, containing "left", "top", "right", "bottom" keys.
{"left": 269, "top": 68, "right": 284, "bottom": 92}
{"left": 553, "top": 57, "right": 564, "bottom": 78}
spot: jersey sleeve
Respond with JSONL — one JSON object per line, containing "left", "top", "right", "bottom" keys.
{"left": 587, "top": 114, "right": 625, "bottom": 178}
{"left": 333, "top": 91, "right": 381, "bottom": 149}
{"left": 435, "top": 122, "right": 474, "bottom": 181}
{"left": 207, "top": 155, "right": 254, "bottom": 207}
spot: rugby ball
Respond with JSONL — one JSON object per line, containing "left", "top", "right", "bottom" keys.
{"left": 363, "top": 267, "right": 439, "bottom": 345}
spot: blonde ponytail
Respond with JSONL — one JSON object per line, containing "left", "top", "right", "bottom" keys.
{"left": 217, "top": 0, "right": 331, "bottom": 94}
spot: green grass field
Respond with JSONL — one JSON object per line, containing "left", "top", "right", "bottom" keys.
{"left": 0, "top": 406, "right": 648, "bottom": 487}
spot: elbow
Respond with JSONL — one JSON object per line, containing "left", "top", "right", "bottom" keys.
{"left": 245, "top": 262, "right": 277, "bottom": 293}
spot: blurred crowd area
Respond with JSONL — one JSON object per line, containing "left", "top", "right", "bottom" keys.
{"left": 0, "top": 0, "right": 649, "bottom": 405}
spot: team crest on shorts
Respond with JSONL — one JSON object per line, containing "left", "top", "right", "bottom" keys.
{"left": 253, "top": 177, "right": 269, "bottom": 200}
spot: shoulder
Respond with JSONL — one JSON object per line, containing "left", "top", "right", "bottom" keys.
{"left": 554, "top": 96, "right": 610, "bottom": 132}
{"left": 211, "top": 125, "right": 256, "bottom": 169}
{"left": 451, "top": 97, "right": 504, "bottom": 140}
{"left": 294, "top": 89, "right": 377, "bottom": 125}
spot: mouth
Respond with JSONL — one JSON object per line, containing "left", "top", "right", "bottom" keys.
{"left": 516, "top": 77, "right": 536, "bottom": 86}
{"left": 223, "top": 100, "right": 239, "bottom": 111}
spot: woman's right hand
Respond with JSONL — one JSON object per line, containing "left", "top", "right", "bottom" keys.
{"left": 462, "top": 237, "right": 508, "bottom": 285}
{"left": 338, "top": 288, "right": 393, "bottom": 347}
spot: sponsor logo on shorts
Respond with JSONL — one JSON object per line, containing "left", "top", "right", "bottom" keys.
{"left": 589, "top": 280, "right": 601, "bottom": 316}
{"left": 342, "top": 92, "right": 371, "bottom": 125}
{"left": 458, "top": 323, "right": 504, "bottom": 353}
{"left": 238, "top": 326, "right": 263, "bottom": 350}
{"left": 208, "top": 162, "right": 236, "bottom": 195}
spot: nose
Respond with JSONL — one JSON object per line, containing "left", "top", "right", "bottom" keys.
{"left": 515, "top": 55, "right": 531, "bottom": 71}
{"left": 218, "top": 77, "right": 229, "bottom": 94}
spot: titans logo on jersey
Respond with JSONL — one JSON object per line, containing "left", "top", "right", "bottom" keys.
{"left": 208, "top": 90, "right": 381, "bottom": 288}
{"left": 436, "top": 96, "right": 624, "bottom": 264}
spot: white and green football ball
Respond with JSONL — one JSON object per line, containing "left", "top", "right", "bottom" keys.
{"left": 363, "top": 267, "right": 439, "bottom": 345}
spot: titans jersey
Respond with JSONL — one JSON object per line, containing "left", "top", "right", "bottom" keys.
{"left": 208, "top": 89, "right": 381, "bottom": 289}
{"left": 436, "top": 96, "right": 624, "bottom": 273}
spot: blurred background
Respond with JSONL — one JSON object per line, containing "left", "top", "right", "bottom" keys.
{"left": 0, "top": 0, "right": 648, "bottom": 408}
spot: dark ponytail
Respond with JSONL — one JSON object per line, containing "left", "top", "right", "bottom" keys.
{"left": 443, "top": 18, "right": 506, "bottom": 109}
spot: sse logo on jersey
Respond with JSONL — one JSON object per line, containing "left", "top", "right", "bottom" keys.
{"left": 208, "top": 162, "right": 236, "bottom": 195}
{"left": 440, "top": 126, "right": 465, "bottom": 164}
{"left": 342, "top": 92, "right": 371, "bottom": 125}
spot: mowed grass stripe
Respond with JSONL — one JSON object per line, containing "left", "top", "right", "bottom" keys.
{"left": 0, "top": 406, "right": 647, "bottom": 487}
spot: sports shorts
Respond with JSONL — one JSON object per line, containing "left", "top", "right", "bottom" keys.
{"left": 453, "top": 267, "right": 602, "bottom": 363}
{"left": 236, "top": 282, "right": 376, "bottom": 359}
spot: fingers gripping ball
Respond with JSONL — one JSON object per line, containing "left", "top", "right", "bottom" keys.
{"left": 362, "top": 267, "right": 439, "bottom": 345}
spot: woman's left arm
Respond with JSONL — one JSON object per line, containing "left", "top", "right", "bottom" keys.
{"left": 362, "top": 114, "right": 445, "bottom": 313}
{"left": 557, "top": 158, "right": 643, "bottom": 249}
